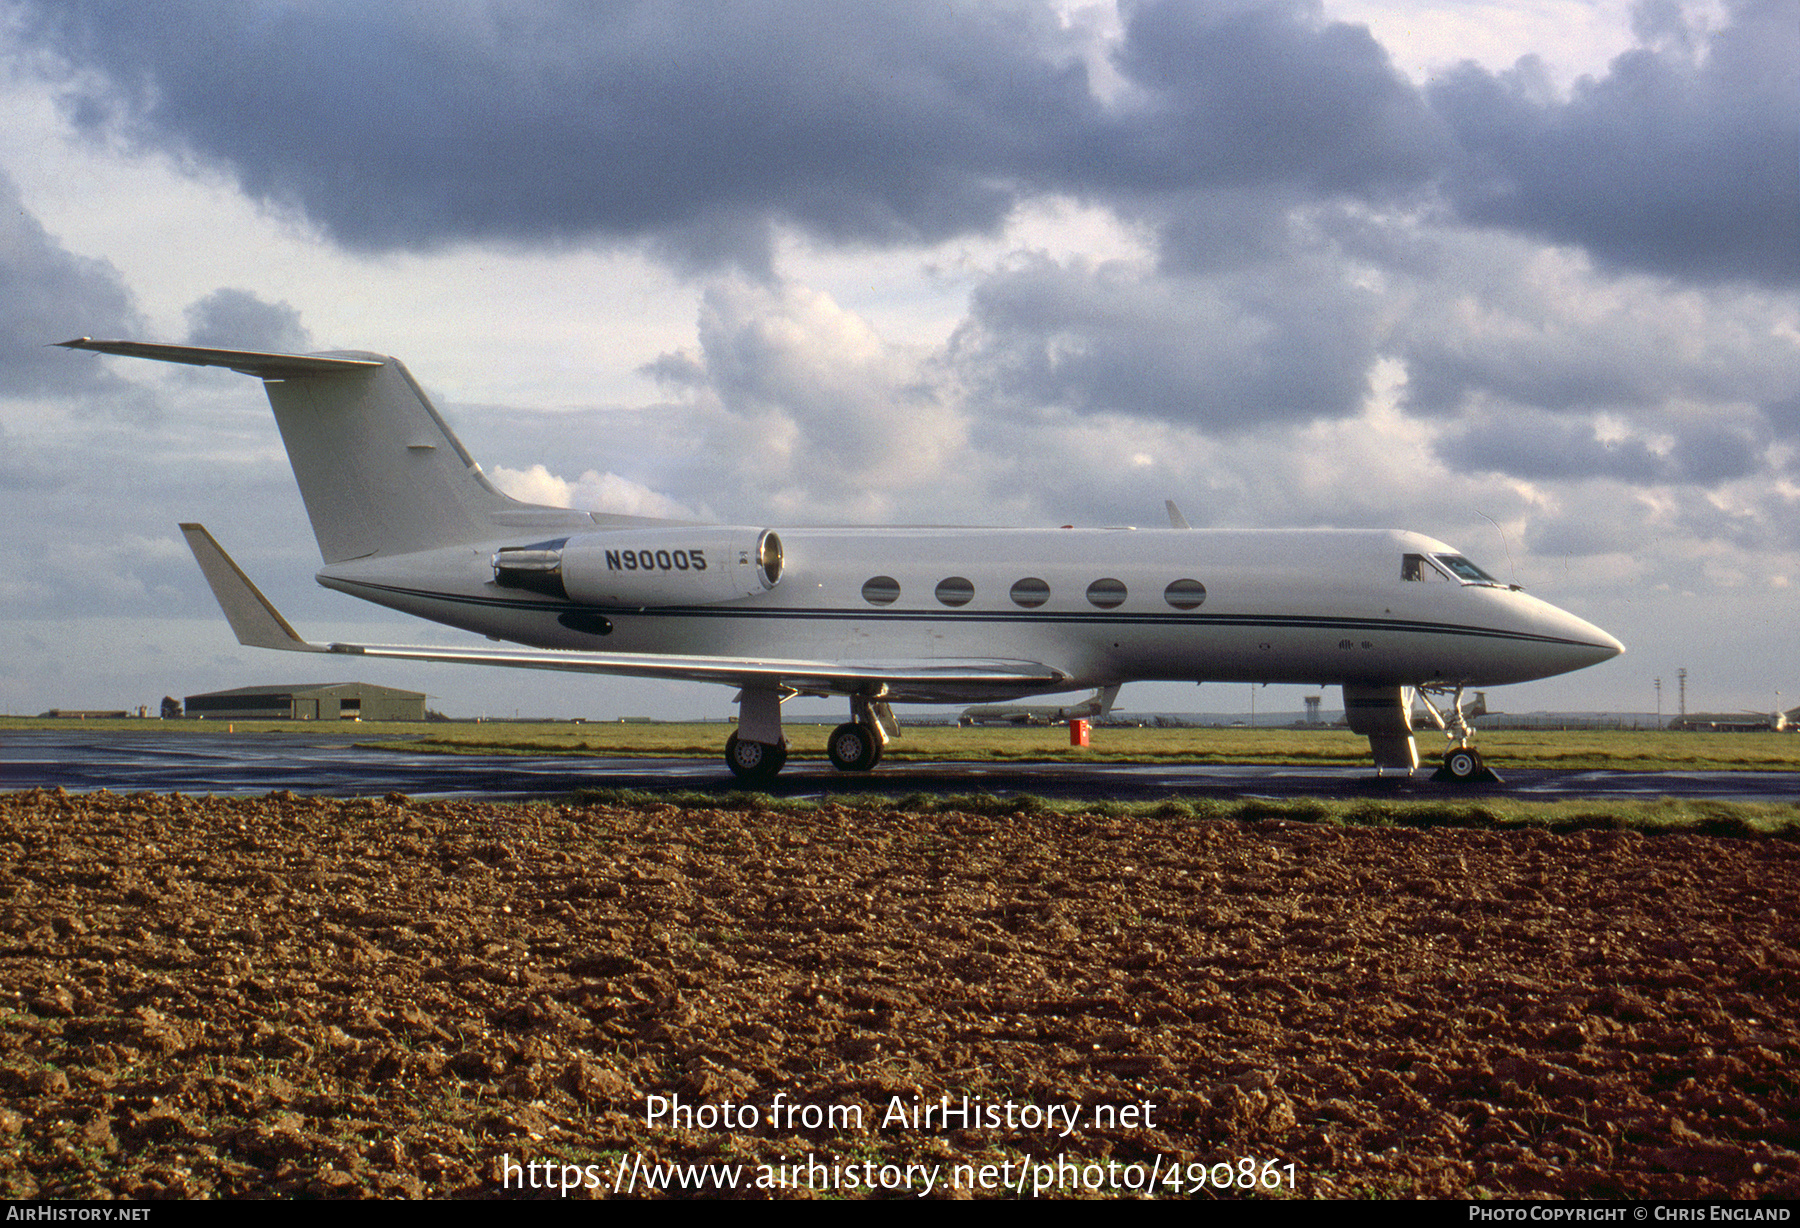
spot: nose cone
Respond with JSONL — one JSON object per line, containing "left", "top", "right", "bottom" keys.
{"left": 1475, "top": 587, "right": 1626, "bottom": 684}
{"left": 1543, "top": 603, "right": 1625, "bottom": 673}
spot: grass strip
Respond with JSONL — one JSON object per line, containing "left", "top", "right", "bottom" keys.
{"left": 559, "top": 786, "right": 1800, "bottom": 838}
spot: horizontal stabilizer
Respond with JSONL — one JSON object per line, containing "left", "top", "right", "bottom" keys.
{"left": 67, "top": 336, "right": 670, "bottom": 565}
{"left": 58, "top": 338, "right": 381, "bottom": 378}
{"left": 179, "top": 524, "right": 327, "bottom": 653}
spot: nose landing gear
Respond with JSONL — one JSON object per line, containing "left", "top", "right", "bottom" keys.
{"left": 1417, "top": 685, "right": 1503, "bottom": 784}
{"left": 1439, "top": 745, "right": 1489, "bottom": 783}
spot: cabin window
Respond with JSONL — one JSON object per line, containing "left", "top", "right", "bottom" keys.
{"left": 1164, "top": 578, "right": 1206, "bottom": 610}
{"left": 935, "top": 577, "right": 975, "bottom": 607}
{"left": 1402, "top": 553, "right": 1453, "bottom": 582}
{"left": 1086, "top": 578, "right": 1127, "bottom": 609}
{"left": 861, "top": 576, "right": 900, "bottom": 605}
{"left": 1010, "top": 577, "right": 1050, "bottom": 608}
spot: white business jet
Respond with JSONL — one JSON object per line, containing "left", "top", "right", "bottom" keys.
{"left": 60, "top": 338, "right": 1623, "bottom": 783}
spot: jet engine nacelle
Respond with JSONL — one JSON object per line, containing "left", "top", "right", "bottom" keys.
{"left": 493, "top": 528, "right": 783, "bottom": 607}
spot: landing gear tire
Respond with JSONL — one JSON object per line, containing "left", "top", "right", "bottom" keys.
{"left": 725, "top": 732, "right": 787, "bottom": 783}
{"left": 1443, "top": 748, "right": 1482, "bottom": 782}
{"left": 827, "top": 722, "right": 882, "bottom": 772}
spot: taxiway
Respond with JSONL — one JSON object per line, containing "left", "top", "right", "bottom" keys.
{"left": 3, "top": 730, "right": 1794, "bottom": 803}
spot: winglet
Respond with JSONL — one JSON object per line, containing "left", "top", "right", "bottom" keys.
{"left": 178, "top": 524, "right": 327, "bottom": 653}
{"left": 1165, "top": 500, "right": 1190, "bottom": 530}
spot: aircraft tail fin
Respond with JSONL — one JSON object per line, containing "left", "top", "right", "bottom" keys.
{"left": 61, "top": 338, "right": 597, "bottom": 563}
{"left": 257, "top": 352, "right": 519, "bottom": 561}
{"left": 1095, "top": 684, "right": 1121, "bottom": 717}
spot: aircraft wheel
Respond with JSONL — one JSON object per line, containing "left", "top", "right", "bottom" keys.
{"left": 725, "top": 733, "right": 787, "bottom": 783}
{"left": 1443, "top": 747, "right": 1483, "bottom": 782}
{"left": 827, "top": 722, "right": 881, "bottom": 772}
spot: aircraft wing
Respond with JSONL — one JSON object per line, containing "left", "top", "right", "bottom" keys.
{"left": 179, "top": 525, "right": 1069, "bottom": 696}
{"left": 326, "top": 642, "right": 1069, "bottom": 693}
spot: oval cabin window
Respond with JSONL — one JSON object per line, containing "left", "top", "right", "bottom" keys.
{"left": 935, "top": 577, "right": 975, "bottom": 607}
{"left": 861, "top": 576, "right": 900, "bottom": 605}
{"left": 1086, "top": 578, "right": 1127, "bottom": 609}
{"left": 1164, "top": 578, "right": 1206, "bottom": 610}
{"left": 1009, "top": 577, "right": 1050, "bottom": 608}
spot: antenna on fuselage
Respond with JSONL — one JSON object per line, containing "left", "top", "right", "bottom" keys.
{"left": 1476, "top": 511, "right": 1519, "bottom": 587}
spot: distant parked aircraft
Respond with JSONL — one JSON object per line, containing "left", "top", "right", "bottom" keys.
{"left": 1669, "top": 709, "right": 1795, "bottom": 733}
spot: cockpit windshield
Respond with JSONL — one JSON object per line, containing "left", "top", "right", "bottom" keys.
{"left": 1434, "top": 554, "right": 1499, "bottom": 584}
{"left": 1402, "top": 552, "right": 1504, "bottom": 586}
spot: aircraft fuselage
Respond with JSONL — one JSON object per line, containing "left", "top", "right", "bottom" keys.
{"left": 317, "top": 525, "right": 1621, "bottom": 705}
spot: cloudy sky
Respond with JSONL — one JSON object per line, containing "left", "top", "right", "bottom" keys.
{"left": 2, "top": 0, "right": 1794, "bottom": 723}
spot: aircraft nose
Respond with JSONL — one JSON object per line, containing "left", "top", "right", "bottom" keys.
{"left": 1556, "top": 609, "right": 1625, "bottom": 667}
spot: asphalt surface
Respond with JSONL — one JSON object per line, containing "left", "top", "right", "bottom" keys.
{"left": 4, "top": 729, "right": 1796, "bottom": 802}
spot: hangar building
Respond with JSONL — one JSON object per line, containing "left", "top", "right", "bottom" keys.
{"left": 184, "top": 682, "right": 426, "bottom": 722}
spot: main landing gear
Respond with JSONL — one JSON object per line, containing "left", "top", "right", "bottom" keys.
{"left": 723, "top": 686, "right": 896, "bottom": 783}
{"left": 724, "top": 684, "right": 789, "bottom": 784}
{"left": 826, "top": 721, "right": 882, "bottom": 772}
{"left": 724, "top": 731, "right": 788, "bottom": 783}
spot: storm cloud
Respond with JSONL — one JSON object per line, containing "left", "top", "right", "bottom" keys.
{"left": 1436, "top": 408, "right": 1771, "bottom": 487}
{"left": 183, "top": 288, "right": 312, "bottom": 354}
{"left": 1112, "top": 0, "right": 1436, "bottom": 187}
{"left": 0, "top": 169, "right": 142, "bottom": 397}
{"left": 17, "top": 0, "right": 1788, "bottom": 287}
{"left": 947, "top": 249, "right": 1383, "bottom": 429}
{"left": 1430, "top": 0, "right": 1799, "bottom": 286}
{"left": 20, "top": 0, "right": 1098, "bottom": 270}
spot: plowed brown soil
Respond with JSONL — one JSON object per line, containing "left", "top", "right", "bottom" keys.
{"left": 2, "top": 787, "right": 1796, "bottom": 1199}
